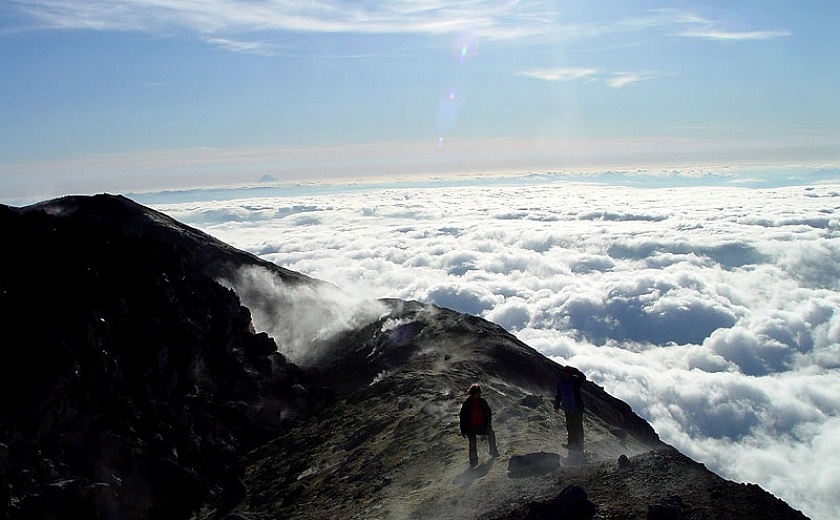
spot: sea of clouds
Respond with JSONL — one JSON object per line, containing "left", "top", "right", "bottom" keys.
{"left": 148, "top": 177, "right": 839, "bottom": 520}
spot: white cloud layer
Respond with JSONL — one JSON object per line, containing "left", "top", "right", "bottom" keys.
{"left": 154, "top": 180, "right": 840, "bottom": 520}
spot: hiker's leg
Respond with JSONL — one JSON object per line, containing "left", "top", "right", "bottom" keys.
{"left": 566, "top": 411, "right": 584, "bottom": 451}
{"left": 467, "top": 434, "right": 478, "bottom": 466}
{"left": 563, "top": 411, "right": 576, "bottom": 448}
{"left": 487, "top": 427, "right": 499, "bottom": 457}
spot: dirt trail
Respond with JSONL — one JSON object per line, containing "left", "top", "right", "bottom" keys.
{"left": 238, "top": 366, "right": 654, "bottom": 520}
{"left": 364, "top": 374, "right": 653, "bottom": 520}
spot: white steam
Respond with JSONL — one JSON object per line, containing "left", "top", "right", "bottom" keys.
{"left": 221, "top": 265, "right": 388, "bottom": 364}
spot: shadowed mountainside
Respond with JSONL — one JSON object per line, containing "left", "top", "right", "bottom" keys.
{"left": 0, "top": 194, "right": 809, "bottom": 520}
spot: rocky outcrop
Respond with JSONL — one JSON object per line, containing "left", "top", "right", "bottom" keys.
{"left": 0, "top": 195, "right": 809, "bottom": 520}
{"left": 0, "top": 196, "right": 317, "bottom": 519}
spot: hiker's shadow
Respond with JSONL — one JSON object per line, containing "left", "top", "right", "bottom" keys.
{"left": 453, "top": 459, "right": 495, "bottom": 487}
{"left": 507, "top": 452, "right": 561, "bottom": 478}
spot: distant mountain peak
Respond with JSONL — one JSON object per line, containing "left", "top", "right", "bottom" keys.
{"left": 257, "top": 174, "right": 278, "bottom": 183}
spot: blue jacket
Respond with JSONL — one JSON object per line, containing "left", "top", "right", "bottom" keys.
{"left": 553, "top": 368, "right": 586, "bottom": 412}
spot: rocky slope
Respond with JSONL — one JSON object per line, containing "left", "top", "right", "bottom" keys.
{"left": 0, "top": 194, "right": 809, "bottom": 520}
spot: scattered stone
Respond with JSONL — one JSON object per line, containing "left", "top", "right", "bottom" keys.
{"left": 508, "top": 452, "right": 561, "bottom": 478}
{"left": 647, "top": 495, "right": 684, "bottom": 520}
{"left": 618, "top": 454, "right": 631, "bottom": 470}
{"left": 536, "top": 485, "right": 596, "bottom": 520}
{"left": 519, "top": 395, "right": 544, "bottom": 409}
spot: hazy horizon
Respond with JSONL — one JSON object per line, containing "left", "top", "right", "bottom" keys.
{"left": 2, "top": 1, "right": 839, "bottom": 204}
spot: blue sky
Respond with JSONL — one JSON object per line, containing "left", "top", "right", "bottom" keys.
{"left": 2, "top": 1, "right": 839, "bottom": 203}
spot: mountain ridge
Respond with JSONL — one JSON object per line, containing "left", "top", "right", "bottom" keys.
{"left": 0, "top": 194, "right": 808, "bottom": 519}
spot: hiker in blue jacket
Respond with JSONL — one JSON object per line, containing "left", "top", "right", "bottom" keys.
{"left": 459, "top": 383, "right": 499, "bottom": 467}
{"left": 553, "top": 366, "right": 586, "bottom": 456}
